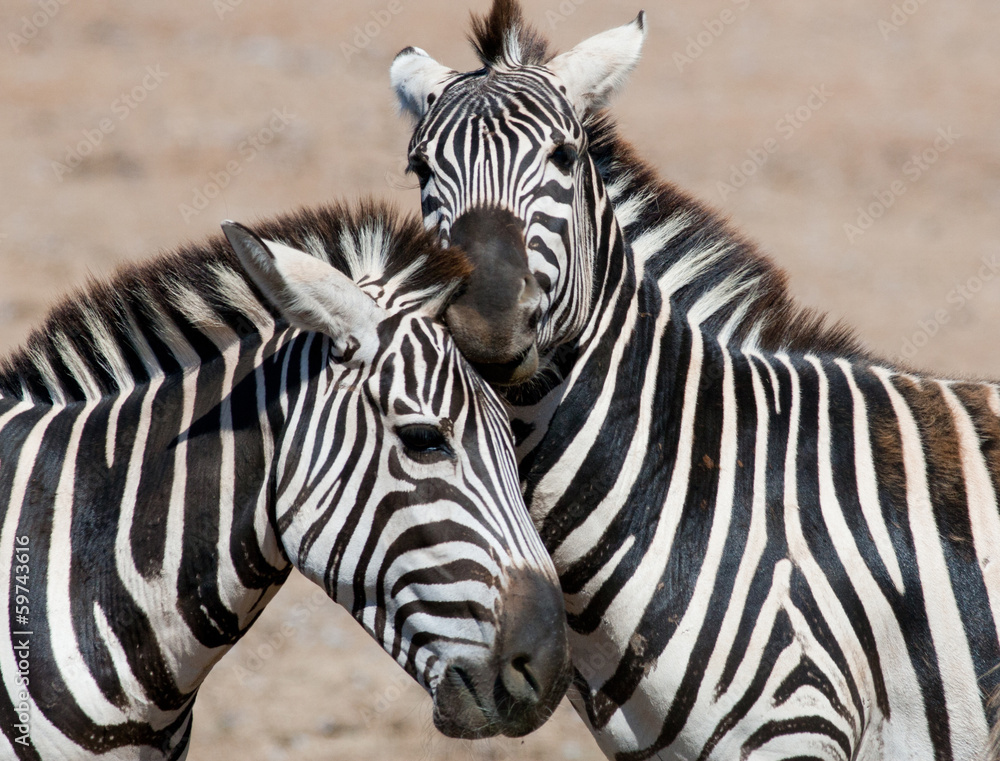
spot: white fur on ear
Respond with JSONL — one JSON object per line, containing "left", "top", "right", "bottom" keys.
{"left": 547, "top": 11, "right": 647, "bottom": 117}
{"left": 390, "top": 47, "right": 456, "bottom": 121}
{"left": 222, "top": 221, "right": 384, "bottom": 364}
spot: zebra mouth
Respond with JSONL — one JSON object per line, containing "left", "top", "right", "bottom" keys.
{"left": 469, "top": 343, "right": 539, "bottom": 387}
{"left": 431, "top": 652, "right": 570, "bottom": 739}
{"left": 432, "top": 664, "right": 495, "bottom": 738}
{"left": 430, "top": 568, "right": 571, "bottom": 738}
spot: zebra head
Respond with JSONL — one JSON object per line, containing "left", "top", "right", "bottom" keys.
{"left": 391, "top": 0, "right": 645, "bottom": 384}
{"left": 222, "top": 219, "right": 570, "bottom": 737}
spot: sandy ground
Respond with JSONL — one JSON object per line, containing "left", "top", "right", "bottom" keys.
{"left": 2, "top": 0, "right": 998, "bottom": 759}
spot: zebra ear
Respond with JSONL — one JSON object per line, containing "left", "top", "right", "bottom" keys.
{"left": 547, "top": 11, "right": 647, "bottom": 118}
{"left": 391, "top": 47, "right": 456, "bottom": 120}
{"left": 222, "top": 221, "right": 384, "bottom": 364}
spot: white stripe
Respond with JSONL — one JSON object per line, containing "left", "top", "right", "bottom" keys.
{"left": 92, "top": 601, "right": 151, "bottom": 717}
{"left": 529, "top": 276, "right": 641, "bottom": 529}
{"left": 564, "top": 535, "right": 635, "bottom": 617}
{"left": 834, "top": 358, "right": 905, "bottom": 593}
{"left": 552, "top": 299, "right": 665, "bottom": 570}
{"left": 597, "top": 313, "right": 704, "bottom": 657}
{"left": 873, "top": 368, "right": 990, "bottom": 757}
{"left": 47, "top": 401, "right": 129, "bottom": 724}
{"left": 612, "top": 187, "right": 653, "bottom": 230}
{"left": 748, "top": 349, "right": 783, "bottom": 415}
{"left": 939, "top": 382, "right": 1000, "bottom": 635}
{"left": 626, "top": 336, "right": 740, "bottom": 751}
{"left": 778, "top": 354, "right": 872, "bottom": 731}
{"left": 0, "top": 404, "right": 54, "bottom": 737}
{"left": 810, "top": 355, "right": 931, "bottom": 755}
{"left": 698, "top": 352, "right": 772, "bottom": 710}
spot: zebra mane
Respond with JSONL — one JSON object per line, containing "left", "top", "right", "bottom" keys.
{"left": 585, "top": 113, "right": 871, "bottom": 362}
{"left": 0, "top": 200, "right": 471, "bottom": 404}
{"left": 469, "top": 0, "right": 551, "bottom": 69}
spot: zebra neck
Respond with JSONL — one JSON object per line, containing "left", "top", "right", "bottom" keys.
{"left": 513, "top": 178, "right": 660, "bottom": 536}
{"left": 0, "top": 327, "right": 294, "bottom": 753}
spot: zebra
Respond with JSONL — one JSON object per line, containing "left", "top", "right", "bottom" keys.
{"left": 0, "top": 201, "right": 571, "bottom": 760}
{"left": 391, "top": 1, "right": 1000, "bottom": 759}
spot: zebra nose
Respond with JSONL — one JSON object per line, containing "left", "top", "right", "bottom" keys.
{"left": 443, "top": 207, "right": 543, "bottom": 384}
{"left": 432, "top": 569, "right": 571, "bottom": 738}
{"left": 491, "top": 569, "right": 571, "bottom": 735}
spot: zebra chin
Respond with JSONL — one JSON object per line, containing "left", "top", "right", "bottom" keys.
{"left": 430, "top": 567, "right": 572, "bottom": 738}
{"left": 466, "top": 343, "right": 539, "bottom": 387}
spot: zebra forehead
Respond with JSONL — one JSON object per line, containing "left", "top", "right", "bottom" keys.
{"left": 442, "top": 69, "right": 570, "bottom": 113}
{"left": 421, "top": 72, "right": 580, "bottom": 146}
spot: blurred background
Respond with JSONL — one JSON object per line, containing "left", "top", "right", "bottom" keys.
{"left": 2, "top": 0, "right": 998, "bottom": 758}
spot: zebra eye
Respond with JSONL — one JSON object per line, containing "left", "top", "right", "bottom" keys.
{"left": 407, "top": 155, "right": 433, "bottom": 184}
{"left": 549, "top": 143, "right": 578, "bottom": 173}
{"left": 397, "top": 423, "right": 454, "bottom": 460}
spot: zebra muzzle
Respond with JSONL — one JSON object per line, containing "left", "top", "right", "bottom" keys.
{"left": 444, "top": 206, "right": 543, "bottom": 386}
{"left": 431, "top": 567, "right": 571, "bottom": 738}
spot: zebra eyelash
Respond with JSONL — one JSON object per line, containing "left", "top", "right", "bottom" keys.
{"left": 549, "top": 143, "right": 578, "bottom": 173}
{"left": 396, "top": 422, "right": 455, "bottom": 462}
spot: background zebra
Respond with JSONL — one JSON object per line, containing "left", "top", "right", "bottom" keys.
{"left": 392, "top": 2, "right": 1000, "bottom": 759}
{"left": 0, "top": 201, "right": 570, "bottom": 760}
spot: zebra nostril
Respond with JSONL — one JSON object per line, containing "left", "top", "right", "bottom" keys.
{"left": 489, "top": 650, "right": 555, "bottom": 737}
{"left": 498, "top": 654, "right": 541, "bottom": 705}
{"left": 452, "top": 665, "right": 479, "bottom": 703}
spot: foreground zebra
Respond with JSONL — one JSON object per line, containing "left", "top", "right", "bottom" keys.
{"left": 392, "top": 2, "right": 1000, "bottom": 759}
{"left": 0, "top": 202, "right": 571, "bottom": 759}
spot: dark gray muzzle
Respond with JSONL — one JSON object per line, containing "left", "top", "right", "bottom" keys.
{"left": 444, "top": 207, "right": 542, "bottom": 386}
{"left": 432, "top": 567, "right": 572, "bottom": 738}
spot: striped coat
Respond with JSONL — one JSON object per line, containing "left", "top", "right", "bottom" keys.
{"left": 390, "top": 1, "right": 1000, "bottom": 755}
{"left": 0, "top": 202, "right": 569, "bottom": 759}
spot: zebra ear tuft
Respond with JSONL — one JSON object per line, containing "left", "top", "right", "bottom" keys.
{"left": 547, "top": 11, "right": 647, "bottom": 118}
{"left": 222, "top": 220, "right": 384, "bottom": 364}
{"left": 391, "top": 47, "right": 456, "bottom": 121}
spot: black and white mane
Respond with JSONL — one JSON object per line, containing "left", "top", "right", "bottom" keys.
{"left": 0, "top": 202, "right": 470, "bottom": 404}
{"left": 584, "top": 114, "right": 869, "bottom": 361}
